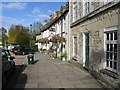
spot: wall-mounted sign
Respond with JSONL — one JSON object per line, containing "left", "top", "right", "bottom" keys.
{"left": 49, "top": 32, "right": 54, "bottom": 37}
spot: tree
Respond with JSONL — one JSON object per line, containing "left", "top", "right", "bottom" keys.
{"left": 8, "top": 25, "right": 30, "bottom": 46}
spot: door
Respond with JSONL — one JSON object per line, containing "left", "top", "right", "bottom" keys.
{"left": 85, "top": 33, "right": 89, "bottom": 68}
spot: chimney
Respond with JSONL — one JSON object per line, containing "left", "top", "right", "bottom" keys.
{"left": 53, "top": 12, "right": 58, "bottom": 19}
{"left": 44, "top": 20, "right": 48, "bottom": 25}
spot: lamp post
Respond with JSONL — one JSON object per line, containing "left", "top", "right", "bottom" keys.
{"left": 30, "top": 24, "right": 32, "bottom": 48}
{"left": 5, "top": 41, "right": 7, "bottom": 49}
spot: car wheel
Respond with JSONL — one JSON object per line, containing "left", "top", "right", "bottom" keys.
{"left": 2, "top": 75, "right": 6, "bottom": 88}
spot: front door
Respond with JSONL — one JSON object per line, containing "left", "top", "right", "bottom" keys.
{"left": 85, "top": 33, "right": 89, "bottom": 68}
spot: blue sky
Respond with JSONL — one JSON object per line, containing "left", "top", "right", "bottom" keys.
{"left": 1, "top": 2, "right": 66, "bottom": 31}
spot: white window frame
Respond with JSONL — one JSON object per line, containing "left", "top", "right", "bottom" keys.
{"left": 104, "top": 26, "right": 118, "bottom": 73}
{"left": 83, "top": 33, "right": 86, "bottom": 67}
{"left": 73, "top": 2, "right": 78, "bottom": 22}
{"left": 73, "top": 35, "right": 77, "bottom": 58}
{"left": 84, "top": 0, "right": 90, "bottom": 15}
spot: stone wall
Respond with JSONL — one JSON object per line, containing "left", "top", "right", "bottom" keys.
{"left": 70, "top": 3, "right": 120, "bottom": 88}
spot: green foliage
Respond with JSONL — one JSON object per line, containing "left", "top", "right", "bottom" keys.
{"left": 8, "top": 25, "right": 30, "bottom": 46}
{"left": 38, "top": 38, "right": 49, "bottom": 44}
{"left": 40, "top": 48, "right": 42, "bottom": 51}
{"left": 2, "top": 33, "right": 8, "bottom": 47}
{"left": 50, "top": 36, "right": 66, "bottom": 43}
{"left": 42, "top": 49, "right": 46, "bottom": 51}
{"left": 48, "top": 48, "right": 54, "bottom": 54}
{"left": 39, "top": 48, "right": 47, "bottom": 51}
{"left": 60, "top": 51, "right": 67, "bottom": 59}
{"left": 30, "top": 39, "right": 38, "bottom": 51}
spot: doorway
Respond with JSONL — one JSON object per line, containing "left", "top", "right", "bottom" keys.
{"left": 83, "top": 33, "right": 90, "bottom": 68}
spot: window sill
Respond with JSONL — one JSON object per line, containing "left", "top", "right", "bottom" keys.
{"left": 72, "top": 57, "right": 77, "bottom": 61}
{"left": 100, "top": 69, "right": 119, "bottom": 79}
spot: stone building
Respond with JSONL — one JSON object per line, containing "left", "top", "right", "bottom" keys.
{"left": 36, "top": 3, "right": 69, "bottom": 61}
{"left": 69, "top": 1, "right": 120, "bottom": 88}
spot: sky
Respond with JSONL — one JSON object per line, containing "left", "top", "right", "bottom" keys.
{"left": 1, "top": 2, "right": 66, "bottom": 32}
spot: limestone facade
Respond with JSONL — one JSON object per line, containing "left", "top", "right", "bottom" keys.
{"left": 69, "top": 1, "right": 120, "bottom": 88}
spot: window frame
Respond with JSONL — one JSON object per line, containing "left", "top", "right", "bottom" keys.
{"left": 104, "top": 27, "right": 118, "bottom": 73}
{"left": 73, "top": 35, "right": 77, "bottom": 58}
{"left": 84, "top": 0, "right": 90, "bottom": 15}
{"left": 73, "top": 2, "right": 78, "bottom": 22}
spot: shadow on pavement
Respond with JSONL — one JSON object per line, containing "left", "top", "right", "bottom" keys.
{"left": 4, "top": 65, "right": 27, "bottom": 89}
{"left": 33, "top": 60, "right": 39, "bottom": 64}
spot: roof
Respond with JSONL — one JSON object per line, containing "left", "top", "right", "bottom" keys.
{"left": 38, "top": 4, "right": 69, "bottom": 33}
{"left": 40, "top": 21, "right": 53, "bottom": 32}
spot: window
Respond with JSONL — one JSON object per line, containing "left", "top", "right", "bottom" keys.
{"left": 73, "top": 36, "right": 77, "bottom": 58}
{"left": 105, "top": 31, "right": 118, "bottom": 72}
{"left": 84, "top": 0, "right": 90, "bottom": 15}
{"left": 104, "top": 0, "right": 114, "bottom": 4}
{"left": 73, "top": 2, "right": 78, "bottom": 22}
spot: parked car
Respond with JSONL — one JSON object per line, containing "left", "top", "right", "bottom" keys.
{"left": 1, "top": 49, "right": 15, "bottom": 88}
{"left": 12, "top": 46, "right": 35, "bottom": 55}
{"left": 23, "top": 48, "right": 35, "bottom": 55}
{"left": 12, "top": 46, "right": 25, "bottom": 55}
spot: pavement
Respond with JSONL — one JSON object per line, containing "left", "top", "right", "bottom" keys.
{"left": 5, "top": 54, "right": 27, "bottom": 89}
{"left": 13, "top": 52, "right": 105, "bottom": 89}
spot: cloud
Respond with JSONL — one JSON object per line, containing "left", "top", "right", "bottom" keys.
{"left": 27, "top": 8, "right": 50, "bottom": 23}
{"left": 27, "top": 14, "right": 50, "bottom": 21}
{"left": 48, "top": 10, "right": 54, "bottom": 13}
{"left": 0, "top": 16, "right": 25, "bottom": 28}
{"left": 27, "top": 14, "right": 37, "bottom": 18}
{"left": 38, "top": 14, "right": 50, "bottom": 19}
{"left": 1, "top": 2, "right": 27, "bottom": 10}
{"left": 32, "top": 7, "right": 40, "bottom": 14}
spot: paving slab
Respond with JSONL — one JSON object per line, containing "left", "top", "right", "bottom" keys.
{"left": 14, "top": 53, "right": 105, "bottom": 89}
{"left": 25, "top": 83, "right": 39, "bottom": 88}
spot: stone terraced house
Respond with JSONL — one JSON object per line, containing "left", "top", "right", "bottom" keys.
{"left": 36, "top": 3, "right": 69, "bottom": 61}
{"left": 69, "top": 1, "right": 120, "bottom": 88}
{"left": 35, "top": 1, "right": 120, "bottom": 88}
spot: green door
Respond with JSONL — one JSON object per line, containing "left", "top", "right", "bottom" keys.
{"left": 85, "top": 33, "right": 89, "bottom": 68}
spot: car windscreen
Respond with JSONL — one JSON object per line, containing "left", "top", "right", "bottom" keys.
{"left": 14, "top": 47, "right": 23, "bottom": 49}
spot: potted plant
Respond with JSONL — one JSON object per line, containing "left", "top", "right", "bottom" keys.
{"left": 57, "top": 36, "right": 66, "bottom": 43}
{"left": 41, "top": 49, "right": 46, "bottom": 53}
{"left": 39, "top": 48, "right": 42, "bottom": 53}
{"left": 50, "top": 36, "right": 58, "bottom": 43}
{"left": 60, "top": 51, "right": 67, "bottom": 61}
